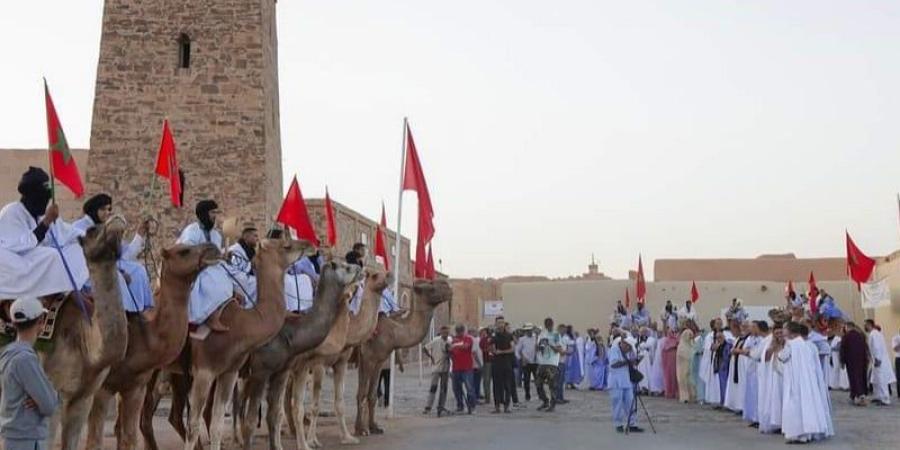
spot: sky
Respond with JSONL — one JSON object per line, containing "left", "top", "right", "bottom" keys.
{"left": 3, "top": 1, "right": 900, "bottom": 279}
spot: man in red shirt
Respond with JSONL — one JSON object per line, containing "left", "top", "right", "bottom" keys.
{"left": 449, "top": 324, "right": 477, "bottom": 414}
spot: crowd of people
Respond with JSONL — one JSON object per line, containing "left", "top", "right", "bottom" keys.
{"left": 423, "top": 293, "right": 899, "bottom": 444}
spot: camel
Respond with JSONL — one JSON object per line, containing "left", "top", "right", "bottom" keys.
{"left": 84, "top": 242, "right": 220, "bottom": 450}
{"left": 157, "top": 238, "right": 315, "bottom": 450}
{"left": 302, "top": 270, "right": 390, "bottom": 449}
{"left": 234, "top": 261, "right": 361, "bottom": 450}
{"left": 36, "top": 217, "right": 130, "bottom": 450}
{"left": 354, "top": 279, "right": 452, "bottom": 437}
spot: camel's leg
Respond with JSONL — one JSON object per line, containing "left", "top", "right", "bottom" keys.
{"left": 62, "top": 368, "right": 107, "bottom": 450}
{"left": 232, "top": 379, "right": 244, "bottom": 447}
{"left": 332, "top": 358, "right": 359, "bottom": 445}
{"left": 283, "top": 376, "right": 297, "bottom": 437}
{"left": 117, "top": 384, "right": 147, "bottom": 450}
{"left": 208, "top": 370, "right": 238, "bottom": 450}
{"left": 290, "top": 366, "right": 314, "bottom": 450}
{"left": 168, "top": 372, "right": 192, "bottom": 442}
{"left": 354, "top": 361, "right": 371, "bottom": 437}
{"left": 366, "top": 360, "right": 384, "bottom": 435}
{"left": 184, "top": 370, "right": 214, "bottom": 450}
{"left": 266, "top": 371, "right": 290, "bottom": 450}
{"left": 86, "top": 387, "right": 114, "bottom": 450}
{"left": 239, "top": 376, "right": 265, "bottom": 450}
{"left": 307, "top": 365, "right": 324, "bottom": 448}
{"left": 140, "top": 370, "right": 163, "bottom": 450}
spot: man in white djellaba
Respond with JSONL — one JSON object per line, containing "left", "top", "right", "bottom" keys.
{"left": 864, "top": 319, "right": 896, "bottom": 406}
{"left": 0, "top": 167, "right": 88, "bottom": 304}
{"left": 778, "top": 322, "right": 833, "bottom": 444}
{"left": 176, "top": 200, "right": 234, "bottom": 332}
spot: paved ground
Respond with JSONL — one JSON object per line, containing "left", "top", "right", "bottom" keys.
{"left": 104, "top": 369, "right": 900, "bottom": 449}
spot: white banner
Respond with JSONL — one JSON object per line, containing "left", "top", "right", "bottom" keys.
{"left": 861, "top": 278, "right": 891, "bottom": 309}
{"left": 483, "top": 300, "right": 504, "bottom": 317}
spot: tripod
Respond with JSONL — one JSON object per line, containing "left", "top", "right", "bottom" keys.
{"left": 625, "top": 381, "right": 657, "bottom": 434}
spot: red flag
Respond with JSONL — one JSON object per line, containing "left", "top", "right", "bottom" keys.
{"left": 324, "top": 187, "right": 337, "bottom": 247}
{"left": 426, "top": 244, "right": 436, "bottom": 279}
{"left": 635, "top": 255, "right": 647, "bottom": 302}
{"left": 786, "top": 280, "right": 795, "bottom": 296}
{"left": 44, "top": 81, "right": 84, "bottom": 198}
{"left": 691, "top": 281, "right": 700, "bottom": 303}
{"left": 153, "top": 119, "right": 182, "bottom": 207}
{"left": 845, "top": 231, "right": 875, "bottom": 287}
{"left": 276, "top": 176, "right": 319, "bottom": 246}
{"left": 375, "top": 203, "right": 391, "bottom": 271}
{"left": 402, "top": 123, "right": 436, "bottom": 270}
{"left": 807, "top": 271, "right": 819, "bottom": 316}
{"left": 624, "top": 287, "right": 631, "bottom": 310}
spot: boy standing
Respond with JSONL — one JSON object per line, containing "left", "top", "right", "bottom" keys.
{"left": 0, "top": 297, "right": 60, "bottom": 450}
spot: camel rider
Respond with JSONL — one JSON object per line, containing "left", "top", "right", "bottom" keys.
{"left": 0, "top": 167, "right": 88, "bottom": 306}
{"left": 175, "top": 200, "right": 232, "bottom": 332}
{"left": 226, "top": 227, "right": 259, "bottom": 305}
{"left": 346, "top": 242, "right": 367, "bottom": 314}
{"left": 71, "top": 194, "right": 153, "bottom": 313}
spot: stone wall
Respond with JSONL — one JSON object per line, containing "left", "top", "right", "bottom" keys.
{"left": 655, "top": 255, "right": 850, "bottom": 282}
{"left": 86, "top": 0, "right": 283, "bottom": 243}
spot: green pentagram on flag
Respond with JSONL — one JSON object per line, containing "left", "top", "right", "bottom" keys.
{"left": 51, "top": 127, "right": 72, "bottom": 164}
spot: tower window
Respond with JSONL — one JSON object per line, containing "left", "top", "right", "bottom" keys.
{"left": 178, "top": 33, "right": 191, "bottom": 69}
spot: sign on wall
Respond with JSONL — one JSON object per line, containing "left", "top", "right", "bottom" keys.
{"left": 861, "top": 279, "right": 890, "bottom": 309}
{"left": 483, "top": 300, "right": 504, "bottom": 317}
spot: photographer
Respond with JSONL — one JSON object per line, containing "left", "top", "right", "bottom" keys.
{"left": 535, "top": 317, "right": 564, "bottom": 412}
{"left": 608, "top": 332, "right": 644, "bottom": 433}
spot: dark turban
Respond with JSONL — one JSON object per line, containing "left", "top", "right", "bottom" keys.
{"left": 82, "top": 194, "right": 112, "bottom": 224}
{"left": 195, "top": 200, "right": 219, "bottom": 231}
{"left": 18, "top": 167, "right": 52, "bottom": 218}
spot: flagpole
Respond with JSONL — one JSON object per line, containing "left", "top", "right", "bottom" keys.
{"left": 388, "top": 117, "right": 408, "bottom": 419}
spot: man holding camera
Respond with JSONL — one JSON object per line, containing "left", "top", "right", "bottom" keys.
{"left": 608, "top": 332, "right": 644, "bottom": 433}
{"left": 535, "top": 317, "right": 563, "bottom": 412}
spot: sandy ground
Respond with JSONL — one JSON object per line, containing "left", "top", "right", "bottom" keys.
{"left": 99, "top": 369, "right": 900, "bottom": 450}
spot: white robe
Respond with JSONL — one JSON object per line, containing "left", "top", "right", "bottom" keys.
{"left": 226, "top": 242, "right": 257, "bottom": 305}
{"left": 0, "top": 202, "right": 88, "bottom": 299}
{"left": 636, "top": 336, "right": 655, "bottom": 391}
{"left": 828, "top": 337, "right": 849, "bottom": 390}
{"left": 700, "top": 333, "right": 721, "bottom": 404}
{"left": 697, "top": 331, "right": 714, "bottom": 403}
{"left": 724, "top": 335, "right": 750, "bottom": 412}
{"left": 751, "top": 334, "right": 772, "bottom": 427}
{"left": 176, "top": 222, "right": 234, "bottom": 324}
{"left": 779, "top": 337, "right": 834, "bottom": 442}
{"left": 758, "top": 339, "right": 784, "bottom": 433}
{"left": 868, "top": 329, "right": 897, "bottom": 403}
{"left": 649, "top": 334, "right": 666, "bottom": 394}
{"left": 284, "top": 271, "right": 314, "bottom": 312}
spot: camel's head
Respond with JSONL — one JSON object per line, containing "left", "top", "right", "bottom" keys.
{"left": 364, "top": 269, "right": 391, "bottom": 294}
{"left": 160, "top": 243, "right": 221, "bottom": 280}
{"left": 413, "top": 279, "right": 452, "bottom": 307}
{"left": 258, "top": 238, "right": 316, "bottom": 270}
{"left": 80, "top": 215, "right": 127, "bottom": 263}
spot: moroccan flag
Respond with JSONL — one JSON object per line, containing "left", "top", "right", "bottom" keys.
{"left": 808, "top": 271, "right": 819, "bottom": 316}
{"left": 691, "top": 281, "right": 700, "bottom": 303}
{"left": 402, "top": 122, "right": 435, "bottom": 276}
{"left": 846, "top": 231, "right": 875, "bottom": 288}
{"left": 635, "top": 255, "right": 646, "bottom": 302}
{"left": 276, "top": 176, "right": 319, "bottom": 246}
{"left": 44, "top": 81, "right": 84, "bottom": 198}
{"left": 426, "top": 244, "right": 436, "bottom": 279}
{"left": 324, "top": 187, "right": 337, "bottom": 247}
{"left": 153, "top": 119, "right": 182, "bottom": 207}
{"left": 375, "top": 203, "right": 391, "bottom": 271}
{"left": 624, "top": 287, "right": 631, "bottom": 310}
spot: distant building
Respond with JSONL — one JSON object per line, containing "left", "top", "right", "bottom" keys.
{"left": 655, "top": 254, "right": 851, "bottom": 282}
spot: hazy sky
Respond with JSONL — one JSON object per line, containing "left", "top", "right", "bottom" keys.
{"left": 3, "top": 1, "right": 900, "bottom": 279}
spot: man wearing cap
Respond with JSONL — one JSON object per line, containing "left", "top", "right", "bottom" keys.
{"left": 176, "top": 200, "right": 233, "bottom": 331}
{"left": 0, "top": 297, "right": 60, "bottom": 450}
{"left": 0, "top": 167, "right": 88, "bottom": 304}
{"left": 71, "top": 193, "right": 153, "bottom": 313}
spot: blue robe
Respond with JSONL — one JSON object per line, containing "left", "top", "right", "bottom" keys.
{"left": 565, "top": 340, "right": 583, "bottom": 385}
{"left": 72, "top": 215, "right": 152, "bottom": 313}
{"left": 715, "top": 341, "right": 733, "bottom": 404}
{"left": 584, "top": 340, "right": 607, "bottom": 390}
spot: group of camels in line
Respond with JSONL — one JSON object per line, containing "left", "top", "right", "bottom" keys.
{"left": 14, "top": 217, "right": 452, "bottom": 450}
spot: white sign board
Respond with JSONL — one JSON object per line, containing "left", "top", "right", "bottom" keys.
{"left": 861, "top": 279, "right": 891, "bottom": 309}
{"left": 483, "top": 300, "right": 504, "bottom": 317}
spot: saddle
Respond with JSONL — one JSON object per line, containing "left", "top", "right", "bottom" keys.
{"left": 0, "top": 292, "right": 95, "bottom": 345}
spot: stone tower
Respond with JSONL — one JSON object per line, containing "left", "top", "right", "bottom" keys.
{"left": 87, "top": 0, "right": 283, "bottom": 241}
